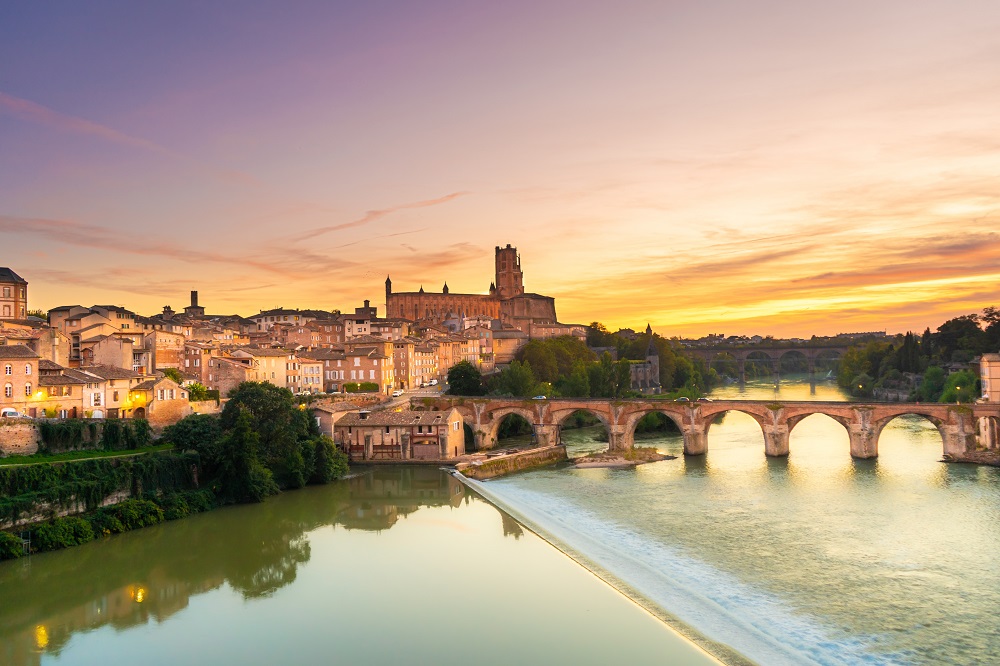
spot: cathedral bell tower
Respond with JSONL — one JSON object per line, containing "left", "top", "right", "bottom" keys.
{"left": 494, "top": 244, "right": 524, "bottom": 300}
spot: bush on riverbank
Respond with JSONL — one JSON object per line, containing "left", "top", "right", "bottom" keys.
{"left": 0, "top": 490, "right": 220, "bottom": 559}
{"left": 0, "top": 531, "right": 24, "bottom": 559}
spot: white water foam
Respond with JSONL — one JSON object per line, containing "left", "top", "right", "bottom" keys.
{"left": 462, "top": 474, "right": 908, "bottom": 666}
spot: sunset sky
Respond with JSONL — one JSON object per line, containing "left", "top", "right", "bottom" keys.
{"left": 2, "top": 1, "right": 999, "bottom": 338}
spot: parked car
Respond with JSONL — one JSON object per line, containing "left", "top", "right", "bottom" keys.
{"left": 428, "top": 379, "right": 438, "bottom": 386}
{"left": 697, "top": 397, "right": 713, "bottom": 402}
{"left": 392, "top": 389, "right": 403, "bottom": 397}
{"left": 674, "top": 397, "right": 690, "bottom": 402}
{"left": 1, "top": 407, "right": 29, "bottom": 419}
{"left": 532, "top": 395, "right": 547, "bottom": 400}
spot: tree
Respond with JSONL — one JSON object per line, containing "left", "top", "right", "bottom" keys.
{"left": 939, "top": 369, "right": 978, "bottom": 403}
{"left": 161, "top": 367, "right": 183, "bottom": 384}
{"left": 222, "top": 382, "right": 312, "bottom": 490}
{"left": 850, "top": 373, "right": 875, "bottom": 398}
{"left": 447, "top": 361, "right": 485, "bottom": 396}
{"left": 162, "top": 414, "right": 222, "bottom": 454}
{"left": 186, "top": 382, "right": 209, "bottom": 401}
{"left": 919, "top": 366, "right": 946, "bottom": 402}
{"left": 492, "top": 361, "right": 538, "bottom": 398}
{"left": 216, "top": 408, "right": 278, "bottom": 503}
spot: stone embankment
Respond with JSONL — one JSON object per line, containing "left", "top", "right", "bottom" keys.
{"left": 0, "top": 420, "right": 41, "bottom": 456}
{"left": 456, "top": 445, "right": 567, "bottom": 480}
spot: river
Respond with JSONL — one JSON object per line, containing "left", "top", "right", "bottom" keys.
{"left": 4, "top": 376, "right": 998, "bottom": 665}
{"left": 0, "top": 466, "right": 715, "bottom": 666}
{"left": 472, "top": 375, "right": 1000, "bottom": 665}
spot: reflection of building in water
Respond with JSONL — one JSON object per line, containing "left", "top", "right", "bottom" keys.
{"left": 0, "top": 569, "right": 224, "bottom": 666}
{"left": 501, "top": 512, "right": 524, "bottom": 539}
{"left": 336, "top": 467, "right": 465, "bottom": 532}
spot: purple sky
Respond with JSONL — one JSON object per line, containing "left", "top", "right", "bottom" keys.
{"left": 3, "top": 1, "right": 1000, "bottom": 336}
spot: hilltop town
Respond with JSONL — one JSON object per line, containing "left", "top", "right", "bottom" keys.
{"left": 0, "top": 245, "right": 590, "bottom": 429}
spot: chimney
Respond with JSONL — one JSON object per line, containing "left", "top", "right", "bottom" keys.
{"left": 364, "top": 299, "right": 370, "bottom": 308}
{"left": 191, "top": 291, "right": 199, "bottom": 307}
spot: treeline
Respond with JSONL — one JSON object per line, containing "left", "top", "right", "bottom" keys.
{"left": 837, "top": 307, "right": 1000, "bottom": 402}
{"left": 1, "top": 382, "right": 349, "bottom": 560}
{"left": 161, "top": 382, "right": 348, "bottom": 503}
{"left": 448, "top": 329, "right": 713, "bottom": 398}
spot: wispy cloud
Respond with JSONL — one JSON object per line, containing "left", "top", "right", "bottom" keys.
{"left": 0, "top": 91, "right": 181, "bottom": 158}
{"left": 0, "top": 215, "right": 298, "bottom": 277}
{"left": 292, "top": 192, "right": 469, "bottom": 242}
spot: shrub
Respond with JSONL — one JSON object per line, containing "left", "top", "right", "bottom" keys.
{"left": 33, "top": 517, "right": 95, "bottom": 552}
{"left": 0, "top": 531, "right": 24, "bottom": 560}
{"left": 310, "top": 437, "right": 348, "bottom": 484}
{"left": 90, "top": 499, "right": 164, "bottom": 534}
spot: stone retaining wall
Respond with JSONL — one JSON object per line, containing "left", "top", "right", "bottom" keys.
{"left": 457, "top": 445, "right": 567, "bottom": 480}
{"left": 0, "top": 421, "right": 41, "bottom": 456}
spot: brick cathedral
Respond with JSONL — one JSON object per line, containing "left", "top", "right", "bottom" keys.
{"left": 385, "top": 244, "right": 561, "bottom": 333}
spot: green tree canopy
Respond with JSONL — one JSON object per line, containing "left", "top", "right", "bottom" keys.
{"left": 491, "top": 360, "right": 539, "bottom": 398}
{"left": 447, "top": 360, "right": 485, "bottom": 396}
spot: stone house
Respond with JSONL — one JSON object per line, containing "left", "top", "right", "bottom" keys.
{"left": 1, "top": 344, "right": 39, "bottom": 415}
{"left": 311, "top": 402, "right": 356, "bottom": 438}
{"left": 145, "top": 329, "right": 186, "bottom": 371}
{"left": 297, "top": 348, "right": 347, "bottom": 393}
{"left": 334, "top": 408, "right": 465, "bottom": 461}
{"left": 344, "top": 347, "right": 394, "bottom": 394}
{"left": 35, "top": 360, "right": 88, "bottom": 418}
{"left": 206, "top": 356, "right": 259, "bottom": 397}
{"left": 129, "top": 376, "right": 191, "bottom": 426}
{"left": 79, "top": 365, "right": 144, "bottom": 418}
{"left": 297, "top": 357, "right": 324, "bottom": 393}
{"left": 0, "top": 267, "right": 28, "bottom": 321}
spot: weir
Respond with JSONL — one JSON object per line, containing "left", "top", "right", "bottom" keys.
{"left": 413, "top": 397, "right": 1000, "bottom": 461}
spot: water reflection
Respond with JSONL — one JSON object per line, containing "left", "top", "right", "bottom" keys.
{"left": 0, "top": 467, "right": 474, "bottom": 665}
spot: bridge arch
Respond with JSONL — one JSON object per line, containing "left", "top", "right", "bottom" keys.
{"left": 777, "top": 349, "right": 810, "bottom": 375}
{"left": 484, "top": 407, "right": 538, "bottom": 449}
{"left": 871, "top": 411, "right": 948, "bottom": 458}
{"left": 699, "top": 406, "right": 770, "bottom": 453}
{"left": 552, "top": 407, "right": 613, "bottom": 455}
{"left": 786, "top": 412, "right": 852, "bottom": 455}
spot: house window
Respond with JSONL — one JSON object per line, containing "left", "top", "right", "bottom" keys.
{"left": 3, "top": 364, "right": 10, "bottom": 375}
{"left": 24, "top": 383, "right": 31, "bottom": 396}
{"left": 3, "top": 383, "right": 11, "bottom": 398}
{"left": 113, "top": 390, "right": 120, "bottom": 401}
{"left": 158, "top": 389, "right": 165, "bottom": 400}
{"left": 168, "top": 389, "right": 175, "bottom": 399}
{"left": 93, "top": 393, "right": 102, "bottom": 406}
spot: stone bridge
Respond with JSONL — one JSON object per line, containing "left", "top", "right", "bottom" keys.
{"left": 687, "top": 345, "right": 850, "bottom": 383}
{"left": 412, "top": 397, "right": 1000, "bottom": 460}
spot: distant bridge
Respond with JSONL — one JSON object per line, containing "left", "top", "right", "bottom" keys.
{"left": 414, "top": 397, "right": 1000, "bottom": 460}
{"left": 686, "top": 345, "right": 851, "bottom": 383}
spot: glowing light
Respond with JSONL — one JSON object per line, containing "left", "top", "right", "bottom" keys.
{"left": 128, "top": 585, "right": 147, "bottom": 603}
{"left": 34, "top": 624, "right": 49, "bottom": 649}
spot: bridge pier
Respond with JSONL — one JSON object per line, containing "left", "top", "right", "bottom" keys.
{"left": 607, "top": 425, "right": 632, "bottom": 452}
{"left": 473, "top": 429, "right": 491, "bottom": 451}
{"left": 682, "top": 426, "right": 707, "bottom": 456}
{"left": 533, "top": 424, "right": 560, "bottom": 448}
{"left": 941, "top": 416, "right": 976, "bottom": 458}
{"left": 848, "top": 426, "right": 878, "bottom": 458}
{"left": 737, "top": 359, "right": 746, "bottom": 385}
{"left": 763, "top": 425, "right": 790, "bottom": 457}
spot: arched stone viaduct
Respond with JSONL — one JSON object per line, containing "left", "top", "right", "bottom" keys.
{"left": 413, "top": 397, "right": 1000, "bottom": 460}
{"left": 687, "top": 346, "right": 850, "bottom": 383}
